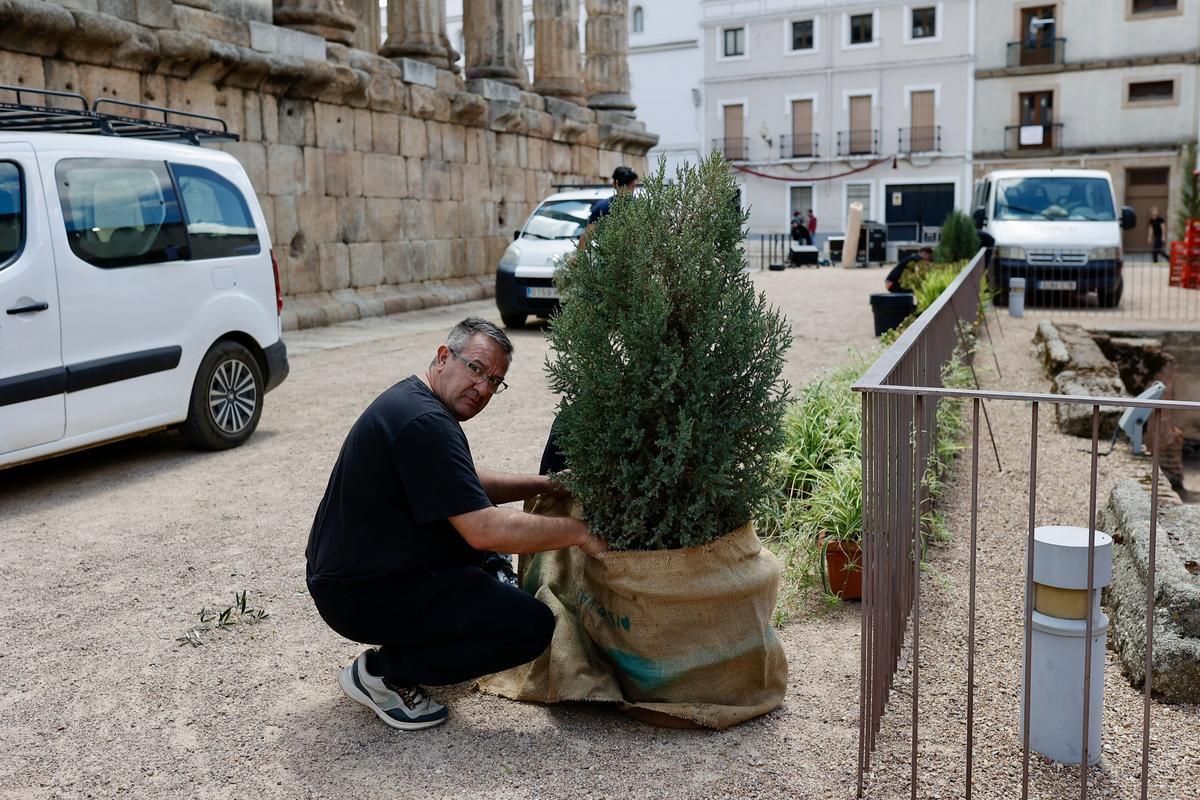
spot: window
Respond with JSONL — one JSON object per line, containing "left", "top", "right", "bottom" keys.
{"left": 632, "top": 5, "right": 644, "bottom": 33}
{"left": 56, "top": 158, "right": 188, "bottom": 269}
{"left": 1128, "top": 79, "right": 1176, "bottom": 102}
{"left": 911, "top": 6, "right": 937, "bottom": 38}
{"left": 791, "top": 19, "right": 814, "bottom": 51}
{"left": 1132, "top": 0, "right": 1177, "bottom": 12}
{"left": 522, "top": 199, "right": 602, "bottom": 240}
{"left": 849, "top": 13, "right": 873, "bottom": 45}
{"left": 722, "top": 27, "right": 745, "bottom": 57}
{"left": 171, "top": 164, "right": 261, "bottom": 260}
{"left": 847, "top": 182, "right": 871, "bottom": 218}
{"left": 994, "top": 177, "right": 1115, "bottom": 221}
{"left": 526, "top": 20, "right": 534, "bottom": 47}
{"left": 0, "top": 162, "right": 23, "bottom": 268}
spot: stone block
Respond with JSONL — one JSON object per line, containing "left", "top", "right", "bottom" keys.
{"left": 335, "top": 196, "right": 369, "bottom": 243}
{"left": 318, "top": 242, "right": 351, "bottom": 291}
{"left": 526, "top": 137, "right": 545, "bottom": 171}
{"left": 405, "top": 159, "right": 424, "bottom": 200}
{"left": 211, "top": 0, "right": 271, "bottom": 22}
{"left": 172, "top": 5, "right": 251, "bottom": 47}
{"left": 1034, "top": 322, "right": 1119, "bottom": 378}
{"left": 248, "top": 20, "right": 325, "bottom": 61}
{"left": 393, "top": 57, "right": 437, "bottom": 88}
{"left": 382, "top": 241, "right": 415, "bottom": 284}
{"left": 441, "top": 123, "right": 467, "bottom": 163}
{"left": 98, "top": 0, "right": 136, "bottom": 22}
{"left": 449, "top": 91, "right": 488, "bottom": 127}
{"left": 0, "top": 52, "right": 45, "bottom": 89}
{"left": 465, "top": 78, "right": 520, "bottom": 104}
{"left": 423, "top": 160, "right": 451, "bottom": 201}
{"left": 449, "top": 239, "right": 467, "bottom": 278}
{"left": 220, "top": 141, "right": 268, "bottom": 192}
{"left": 134, "top": 0, "right": 173, "bottom": 27}
{"left": 366, "top": 198, "right": 403, "bottom": 241}
{"left": 297, "top": 195, "right": 339, "bottom": 244}
{"left": 574, "top": 146, "right": 599, "bottom": 180}
{"left": 77, "top": 65, "right": 140, "bottom": 106}
{"left": 349, "top": 242, "right": 384, "bottom": 288}
{"left": 315, "top": 103, "right": 355, "bottom": 152}
{"left": 487, "top": 100, "right": 525, "bottom": 133}
{"left": 449, "top": 163, "right": 464, "bottom": 201}
{"left": 407, "top": 240, "right": 431, "bottom": 282}
{"left": 277, "top": 98, "right": 315, "bottom": 146}
{"left": 427, "top": 240, "right": 453, "bottom": 280}
{"left": 267, "top": 144, "right": 305, "bottom": 196}
{"left": 353, "top": 108, "right": 372, "bottom": 151}
{"left": 272, "top": 195, "right": 299, "bottom": 249}
{"left": 432, "top": 201, "right": 461, "bottom": 240}
{"left": 361, "top": 153, "right": 407, "bottom": 198}
{"left": 409, "top": 85, "right": 438, "bottom": 120}
{"left": 328, "top": 289, "right": 366, "bottom": 321}
{"left": 425, "top": 121, "right": 443, "bottom": 161}
{"left": 371, "top": 111, "right": 400, "bottom": 153}
{"left": 492, "top": 133, "right": 518, "bottom": 168}
{"left": 1051, "top": 369, "right": 1125, "bottom": 437}
{"left": 324, "top": 150, "right": 363, "bottom": 198}
{"left": 303, "top": 146, "right": 325, "bottom": 196}
{"left": 399, "top": 116, "right": 427, "bottom": 159}
{"left": 240, "top": 91, "right": 264, "bottom": 141}
{"left": 399, "top": 199, "right": 430, "bottom": 239}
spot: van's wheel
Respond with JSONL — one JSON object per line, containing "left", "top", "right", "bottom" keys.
{"left": 1098, "top": 282, "right": 1123, "bottom": 309}
{"left": 180, "top": 340, "right": 264, "bottom": 451}
{"left": 501, "top": 311, "right": 527, "bottom": 329}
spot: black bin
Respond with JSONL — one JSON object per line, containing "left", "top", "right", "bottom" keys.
{"left": 870, "top": 292, "right": 916, "bottom": 336}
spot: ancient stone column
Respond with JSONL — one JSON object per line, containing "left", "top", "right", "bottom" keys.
{"left": 350, "top": 0, "right": 381, "bottom": 52}
{"left": 533, "top": 0, "right": 585, "bottom": 104}
{"left": 379, "top": 0, "right": 457, "bottom": 70}
{"left": 463, "top": 0, "right": 526, "bottom": 87}
{"left": 584, "top": 0, "right": 635, "bottom": 115}
{"left": 274, "top": 0, "right": 358, "bottom": 46}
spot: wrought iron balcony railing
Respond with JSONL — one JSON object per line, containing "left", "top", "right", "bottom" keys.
{"left": 899, "top": 126, "right": 941, "bottom": 154}
{"left": 1006, "top": 37, "right": 1066, "bottom": 68}
{"left": 779, "top": 133, "right": 819, "bottom": 159}
{"left": 1004, "top": 122, "right": 1063, "bottom": 152}
{"left": 836, "top": 129, "right": 879, "bottom": 157}
{"left": 712, "top": 137, "right": 749, "bottom": 161}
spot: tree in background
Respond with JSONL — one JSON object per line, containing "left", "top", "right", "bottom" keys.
{"left": 1176, "top": 142, "right": 1199, "bottom": 239}
{"left": 934, "top": 209, "right": 982, "bottom": 263}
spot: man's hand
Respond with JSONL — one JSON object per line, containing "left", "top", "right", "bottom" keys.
{"left": 541, "top": 473, "right": 571, "bottom": 498}
{"left": 578, "top": 530, "right": 609, "bottom": 556}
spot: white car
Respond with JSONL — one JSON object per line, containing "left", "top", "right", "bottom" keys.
{"left": 0, "top": 93, "right": 287, "bottom": 469}
{"left": 495, "top": 186, "right": 615, "bottom": 328}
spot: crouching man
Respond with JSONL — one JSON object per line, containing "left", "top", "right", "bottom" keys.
{"left": 305, "top": 317, "right": 607, "bottom": 731}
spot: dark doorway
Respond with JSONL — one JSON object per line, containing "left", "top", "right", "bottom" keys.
{"left": 1124, "top": 167, "right": 1170, "bottom": 254}
{"left": 885, "top": 183, "right": 955, "bottom": 231}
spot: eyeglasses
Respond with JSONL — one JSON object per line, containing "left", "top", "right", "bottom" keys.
{"left": 448, "top": 347, "right": 509, "bottom": 394}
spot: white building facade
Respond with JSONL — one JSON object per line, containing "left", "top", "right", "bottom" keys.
{"left": 973, "top": 0, "right": 1200, "bottom": 253}
{"left": 701, "top": 0, "right": 977, "bottom": 239}
{"left": 445, "top": 1, "right": 703, "bottom": 177}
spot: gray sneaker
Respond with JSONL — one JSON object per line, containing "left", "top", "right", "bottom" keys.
{"left": 338, "top": 650, "right": 448, "bottom": 730}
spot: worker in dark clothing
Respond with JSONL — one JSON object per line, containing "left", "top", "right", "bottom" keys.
{"left": 1147, "top": 206, "right": 1167, "bottom": 263}
{"left": 577, "top": 166, "right": 639, "bottom": 249}
{"left": 885, "top": 246, "right": 933, "bottom": 292}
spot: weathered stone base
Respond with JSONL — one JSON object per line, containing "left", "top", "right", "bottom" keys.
{"left": 281, "top": 276, "right": 494, "bottom": 331}
{"left": 1033, "top": 321, "right": 1127, "bottom": 437}
{"left": 1101, "top": 479, "right": 1200, "bottom": 703}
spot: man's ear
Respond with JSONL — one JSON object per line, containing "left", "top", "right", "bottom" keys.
{"left": 434, "top": 344, "right": 450, "bottom": 371}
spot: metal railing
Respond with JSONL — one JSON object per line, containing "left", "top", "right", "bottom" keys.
{"left": 1007, "top": 37, "right": 1067, "bottom": 68}
{"left": 852, "top": 250, "right": 1200, "bottom": 798}
{"left": 1004, "top": 122, "right": 1063, "bottom": 152}
{"left": 712, "top": 137, "right": 749, "bottom": 161}
{"left": 837, "top": 129, "right": 880, "bottom": 157}
{"left": 898, "top": 126, "right": 941, "bottom": 154}
{"left": 780, "top": 133, "right": 819, "bottom": 159}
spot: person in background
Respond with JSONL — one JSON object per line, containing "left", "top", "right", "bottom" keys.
{"left": 790, "top": 211, "right": 812, "bottom": 246}
{"left": 884, "top": 246, "right": 933, "bottom": 292}
{"left": 1147, "top": 206, "right": 1167, "bottom": 263}
{"left": 577, "top": 166, "right": 639, "bottom": 249}
{"left": 805, "top": 208, "right": 818, "bottom": 241}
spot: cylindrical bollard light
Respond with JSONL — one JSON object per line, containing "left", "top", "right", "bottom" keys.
{"left": 1021, "top": 525, "right": 1113, "bottom": 765}
{"left": 1009, "top": 277, "right": 1026, "bottom": 317}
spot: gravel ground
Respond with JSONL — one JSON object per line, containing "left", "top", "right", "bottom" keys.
{"left": 0, "top": 265, "right": 884, "bottom": 800}
{"left": 861, "top": 309, "right": 1200, "bottom": 799}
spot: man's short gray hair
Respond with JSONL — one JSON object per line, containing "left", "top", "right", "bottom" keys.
{"left": 446, "top": 316, "right": 514, "bottom": 357}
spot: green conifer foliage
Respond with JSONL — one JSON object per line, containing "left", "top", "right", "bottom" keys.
{"left": 934, "top": 209, "right": 981, "bottom": 263}
{"left": 1176, "top": 142, "right": 1199, "bottom": 239}
{"left": 545, "top": 154, "right": 792, "bottom": 551}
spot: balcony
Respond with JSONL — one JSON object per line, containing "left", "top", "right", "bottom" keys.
{"left": 780, "top": 133, "right": 819, "bottom": 159}
{"left": 712, "top": 137, "right": 749, "bottom": 161}
{"left": 1004, "top": 123, "right": 1063, "bottom": 153}
{"left": 836, "top": 129, "right": 879, "bottom": 158}
{"left": 1006, "top": 38, "right": 1066, "bottom": 68}
{"left": 898, "top": 126, "right": 941, "bottom": 154}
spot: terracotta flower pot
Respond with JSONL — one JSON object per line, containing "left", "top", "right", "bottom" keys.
{"left": 819, "top": 532, "right": 862, "bottom": 600}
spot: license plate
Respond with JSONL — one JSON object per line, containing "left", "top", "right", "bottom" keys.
{"left": 1038, "top": 280, "right": 1076, "bottom": 291}
{"left": 526, "top": 286, "right": 560, "bottom": 299}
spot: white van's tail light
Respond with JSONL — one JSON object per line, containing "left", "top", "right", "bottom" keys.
{"left": 270, "top": 248, "right": 283, "bottom": 315}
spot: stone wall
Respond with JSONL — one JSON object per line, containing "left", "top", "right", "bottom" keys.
{"left": 0, "top": 0, "right": 656, "bottom": 330}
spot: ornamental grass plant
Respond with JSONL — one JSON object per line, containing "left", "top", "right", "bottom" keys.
{"left": 544, "top": 154, "right": 792, "bottom": 551}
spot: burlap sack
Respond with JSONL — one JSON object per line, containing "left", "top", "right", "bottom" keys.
{"left": 478, "top": 497, "right": 788, "bottom": 730}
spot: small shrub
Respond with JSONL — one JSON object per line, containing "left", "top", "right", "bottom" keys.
{"left": 934, "top": 210, "right": 981, "bottom": 263}
{"left": 1176, "top": 142, "right": 1199, "bottom": 240}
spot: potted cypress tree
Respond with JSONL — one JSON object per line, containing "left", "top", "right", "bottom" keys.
{"left": 481, "top": 154, "right": 793, "bottom": 729}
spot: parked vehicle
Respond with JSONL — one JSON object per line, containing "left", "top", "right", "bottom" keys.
{"left": 0, "top": 87, "right": 287, "bottom": 469}
{"left": 972, "top": 169, "right": 1136, "bottom": 307}
{"left": 495, "top": 186, "right": 614, "bottom": 328}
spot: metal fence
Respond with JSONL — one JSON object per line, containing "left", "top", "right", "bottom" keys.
{"left": 852, "top": 250, "right": 1200, "bottom": 799}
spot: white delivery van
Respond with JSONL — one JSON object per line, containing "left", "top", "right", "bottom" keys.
{"left": 0, "top": 87, "right": 288, "bottom": 468}
{"left": 972, "top": 169, "right": 1136, "bottom": 307}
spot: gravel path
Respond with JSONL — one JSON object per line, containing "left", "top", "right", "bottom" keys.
{"left": 1, "top": 266, "right": 884, "bottom": 800}
{"left": 861, "top": 309, "right": 1200, "bottom": 799}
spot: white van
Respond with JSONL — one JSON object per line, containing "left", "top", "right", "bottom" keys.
{"left": 972, "top": 169, "right": 1136, "bottom": 307}
{"left": 0, "top": 89, "right": 287, "bottom": 469}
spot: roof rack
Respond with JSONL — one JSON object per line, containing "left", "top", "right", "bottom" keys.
{"left": 551, "top": 182, "right": 612, "bottom": 190}
{"left": 0, "top": 85, "right": 238, "bottom": 145}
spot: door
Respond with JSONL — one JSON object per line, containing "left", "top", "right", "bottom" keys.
{"left": 789, "top": 186, "right": 813, "bottom": 228}
{"left": 909, "top": 91, "right": 936, "bottom": 152}
{"left": 1019, "top": 91, "right": 1054, "bottom": 149}
{"left": 885, "top": 183, "right": 956, "bottom": 229}
{"left": 723, "top": 104, "right": 745, "bottom": 160}
{"left": 0, "top": 143, "right": 65, "bottom": 455}
{"left": 1020, "top": 6, "right": 1056, "bottom": 66}
{"left": 849, "top": 96, "right": 872, "bottom": 155}
{"left": 790, "top": 99, "right": 814, "bottom": 157}
{"left": 1124, "top": 167, "right": 1170, "bottom": 254}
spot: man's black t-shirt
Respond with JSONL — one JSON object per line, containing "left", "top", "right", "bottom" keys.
{"left": 305, "top": 376, "right": 492, "bottom": 584}
{"left": 1150, "top": 216, "right": 1166, "bottom": 244}
{"left": 586, "top": 197, "right": 613, "bottom": 227}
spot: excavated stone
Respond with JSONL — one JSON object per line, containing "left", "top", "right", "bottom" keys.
{"left": 1051, "top": 369, "right": 1125, "bottom": 437}
{"left": 1101, "top": 480, "right": 1200, "bottom": 703}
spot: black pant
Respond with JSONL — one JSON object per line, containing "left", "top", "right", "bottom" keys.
{"left": 308, "top": 566, "right": 555, "bottom": 687}
{"left": 1152, "top": 241, "right": 1166, "bottom": 263}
